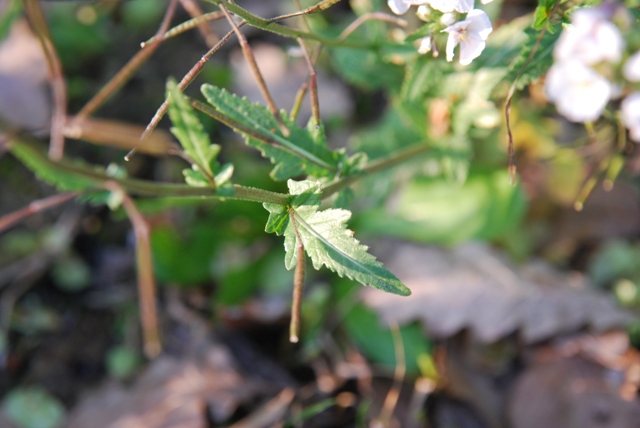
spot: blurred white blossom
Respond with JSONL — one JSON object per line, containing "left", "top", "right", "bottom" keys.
{"left": 442, "top": 9, "right": 492, "bottom": 66}
{"left": 621, "top": 92, "right": 640, "bottom": 142}
{"left": 554, "top": 7, "right": 624, "bottom": 65}
{"left": 440, "top": 12, "right": 457, "bottom": 26}
{"left": 418, "top": 36, "right": 433, "bottom": 54}
{"left": 623, "top": 51, "right": 640, "bottom": 82}
{"left": 427, "top": 0, "right": 474, "bottom": 13}
{"left": 388, "top": 0, "right": 428, "bottom": 15}
{"left": 545, "top": 61, "right": 611, "bottom": 123}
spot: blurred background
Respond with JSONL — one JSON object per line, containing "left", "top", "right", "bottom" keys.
{"left": 1, "top": 0, "right": 640, "bottom": 427}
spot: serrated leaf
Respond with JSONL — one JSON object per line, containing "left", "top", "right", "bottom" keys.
{"left": 10, "top": 140, "right": 105, "bottom": 192}
{"left": 269, "top": 180, "right": 410, "bottom": 296}
{"left": 201, "top": 84, "right": 339, "bottom": 180}
{"left": 167, "top": 79, "right": 215, "bottom": 176}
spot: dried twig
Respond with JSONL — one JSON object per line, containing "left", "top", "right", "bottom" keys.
{"left": 219, "top": 3, "right": 290, "bottom": 137}
{"left": 0, "top": 192, "right": 77, "bottom": 234}
{"left": 289, "top": 208, "right": 306, "bottom": 343}
{"left": 104, "top": 181, "right": 161, "bottom": 358}
{"left": 297, "top": 38, "right": 320, "bottom": 124}
{"left": 23, "top": 0, "right": 67, "bottom": 160}
{"left": 178, "top": 0, "right": 219, "bottom": 47}
{"left": 75, "top": 0, "right": 179, "bottom": 122}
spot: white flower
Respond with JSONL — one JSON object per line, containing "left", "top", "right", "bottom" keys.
{"left": 554, "top": 7, "right": 624, "bottom": 65}
{"left": 427, "top": 0, "right": 473, "bottom": 13}
{"left": 621, "top": 92, "right": 640, "bottom": 142}
{"left": 442, "top": 9, "right": 492, "bottom": 66}
{"left": 440, "top": 12, "right": 457, "bottom": 26}
{"left": 388, "top": 0, "right": 428, "bottom": 15}
{"left": 418, "top": 36, "right": 433, "bottom": 54}
{"left": 623, "top": 51, "right": 640, "bottom": 82}
{"left": 545, "top": 61, "right": 611, "bottom": 123}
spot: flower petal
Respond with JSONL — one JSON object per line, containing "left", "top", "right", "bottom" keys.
{"left": 459, "top": 34, "right": 486, "bottom": 65}
{"left": 388, "top": 0, "right": 411, "bottom": 15}
{"left": 623, "top": 51, "right": 640, "bottom": 82}
{"left": 622, "top": 92, "right": 640, "bottom": 142}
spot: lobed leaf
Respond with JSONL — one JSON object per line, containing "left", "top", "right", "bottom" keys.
{"left": 167, "top": 79, "right": 233, "bottom": 188}
{"left": 265, "top": 180, "right": 411, "bottom": 296}
{"left": 201, "top": 84, "right": 340, "bottom": 181}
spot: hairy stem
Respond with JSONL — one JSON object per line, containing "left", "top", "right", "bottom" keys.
{"left": 289, "top": 207, "right": 306, "bottom": 343}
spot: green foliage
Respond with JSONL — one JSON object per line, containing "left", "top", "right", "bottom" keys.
{"left": 201, "top": 84, "right": 342, "bottom": 180}
{"left": 358, "top": 169, "right": 527, "bottom": 245}
{"left": 167, "top": 80, "right": 234, "bottom": 188}
{"left": 332, "top": 47, "right": 405, "bottom": 90}
{"left": 503, "top": 25, "right": 561, "bottom": 90}
{"left": 264, "top": 180, "right": 411, "bottom": 296}
{"left": 2, "top": 387, "right": 66, "bottom": 428}
{"left": 106, "top": 346, "right": 141, "bottom": 380}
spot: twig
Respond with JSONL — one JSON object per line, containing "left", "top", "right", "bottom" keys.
{"left": 0, "top": 192, "right": 77, "bottom": 234}
{"left": 376, "top": 321, "right": 405, "bottom": 427}
{"left": 127, "top": 23, "right": 244, "bottom": 161}
{"left": 504, "top": 3, "right": 558, "bottom": 185}
{"left": 290, "top": 82, "right": 309, "bottom": 121}
{"left": 178, "top": 0, "right": 219, "bottom": 47}
{"left": 75, "top": 0, "right": 179, "bottom": 122}
{"left": 23, "top": 0, "right": 67, "bottom": 161}
{"left": 141, "top": 11, "right": 224, "bottom": 47}
{"left": 104, "top": 181, "right": 162, "bottom": 358}
{"left": 219, "top": 3, "right": 290, "bottom": 137}
{"left": 289, "top": 208, "right": 306, "bottom": 343}
{"left": 297, "top": 38, "right": 320, "bottom": 125}
{"left": 338, "top": 12, "right": 407, "bottom": 41}
{"left": 269, "top": 0, "right": 343, "bottom": 23}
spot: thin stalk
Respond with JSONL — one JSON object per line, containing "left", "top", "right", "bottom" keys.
{"left": 141, "top": 11, "right": 224, "bottom": 47}
{"left": 9, "top": 139, "right": 290, "bottom": 204}
{"left": 104, "top": 181, "right": 161, "bottom": 358}
{"left": 75, "top": 0, "right": 179, "bottom": 121}
{"left": 24, "top": 0, "right": 67, "bottom": 161}
{"left": 290, "top": 82, "right": 309, "bottom": 121}
{"left": 127, "top": 23, "right": 243, "bottom": 160}
{"left": 178, "top": 0, "right": 219, "bottom": 47}
{"left": 219, "top": 3, "right": 290, "bottom": 137}
{"left": 377, "top": 321, "right": 405, "bottom": 426}
{"left": 270, "top": 0, "right": 342, "bottom": 22}
{"left": 206, "top": 0, "right": 376, "bottom": 49}
{"left": 321, "top": 143, "right": 430, "bottom": 198}
{"left": 0, "top": 192, "right": 77, "bottom": 233}
{"left": 297, "top": 38, "right": 320, "bottom": 124}
{"left": 289, "top": 207, "right": 306, "bottom": 343}
{"left": 338, "top": 12, "right": 407, "bottom": 41}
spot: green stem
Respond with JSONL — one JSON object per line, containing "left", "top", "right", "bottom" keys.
{"left": 9, "top": 139, "right": 290, "bottom": 205}
{"left": 321, "top": 143, "right": 430, "bottom": 198}
{"left": 205, "top": 0, "right": 377, "bottom": 49}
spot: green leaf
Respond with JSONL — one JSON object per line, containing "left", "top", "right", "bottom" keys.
{"left": 10, "top": 140, "right": 105, "bottom": 192}
{"left": 331, "top": 47, "right": 404, "bottom": 91}
{"left": 3, "top": 387, "right": 66, "bottom": 428}
{"left": 167, "top": 79, "right": 233, "bottom": 187}
{"left": 502, "top": 25, "right": 561, "bottom": 91}
{"left": 200, "top": 84, "right": 339, "bottom": 180}
{"left": 265, "top": 180, "right": 411, "bottom": 296}
{"left": 358, "top": 169, "right": 527, "bottom": 245}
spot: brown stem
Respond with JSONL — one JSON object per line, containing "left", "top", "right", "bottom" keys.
{"left": 338, "top": 12, "right": 407, "bottom": 42}
{"left": 178, "top": 0, "right": 219, "bottom": 47}
{"left": 104, "top": 181, "right": 162, "bottom": 358}
{"left": 0, "top": 192, "right": 77, "bottom": 234}
{"left": 127, "top": 23, "right": 243, "bottom": 161}
{"left": 23, "top": 0, "right": 67, "bottom": 161}
{"left": 75, "top": 0, "right": 179, "bottom": 122}
{"left": 297, "top": 38, "right": 320, "bottom": 125}
{"left": 377, "top": 320, "right": 406, "bottom": 425}
{"left": 219, "top": 3, "right": 290, "bottom": 137}
{"left": 289, "top": 208, "right": 306, "bottom": 343}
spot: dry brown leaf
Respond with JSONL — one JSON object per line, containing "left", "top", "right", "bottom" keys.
{"left": 363, "top": 242, "right": 633, "bottom": 344}
{"left": 67, "top": 345, "right": 268, "bottom": 428}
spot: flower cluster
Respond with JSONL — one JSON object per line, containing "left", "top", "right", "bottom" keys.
{"left": 544, "top": 4, "right": 640, "bottom": 141}
{"left": 388, "top": 0, "right": 493, "bottom": 66}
